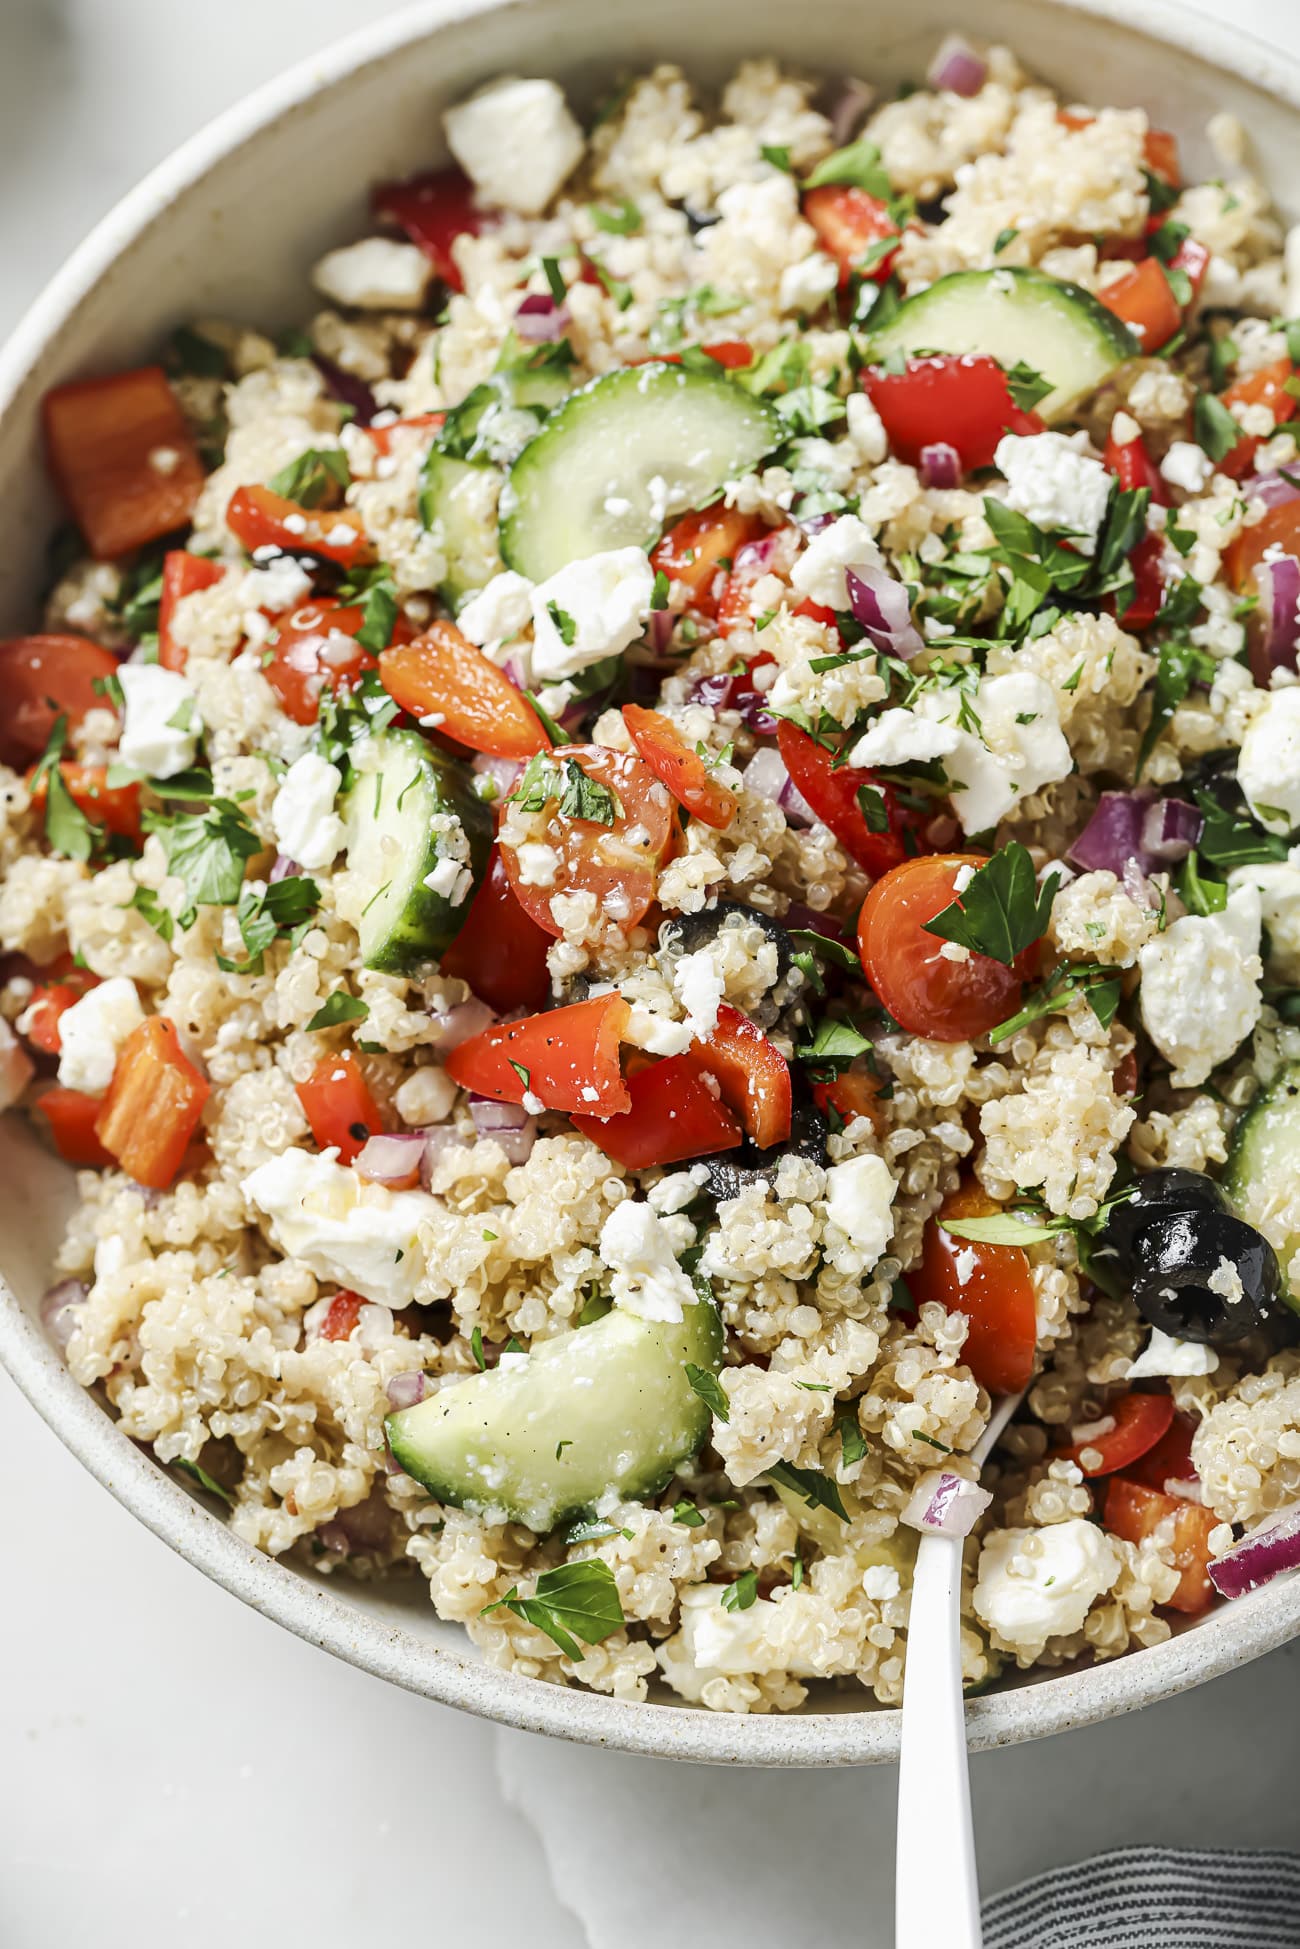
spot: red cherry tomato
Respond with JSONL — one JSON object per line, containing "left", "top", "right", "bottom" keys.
{"left": 439, "top": 844, "right": 552, "bottom": 1014}
{"left": 1056, "top": 114, "right": 1182, "bottom": 190}
{"left": 444, "top": 993, "right": 631, "bottom": 1116}
{"left": 1098, "top": 259, "right": 1181, "bottom": 353}
{"left": 264, "top": 602, "right": 404, "bottom": 726}
{"left": 857, "top": 853, "right": 1026, "bottom": 1042}
{"left": 776, "top": 719, "right": 907, "bottom": 879}
{"left": 1217, "top": 357, "right": 1297, "bottom": 482}
{"left": 1114, "top": 530, "right": 1166, "bottom": 631}
{"left": 811, "top": 1064, "right": 884, "bottom": 1132}
{"left": 38, "top": 1085, "right": 114, "bottom": 1167}
{"left": 0, "top": 634, "right": 121, "bottom": 769}
{"left": 378, "top": 621, "right": 550, "bottom": 761}
{"left": 1103, "top": 1476, "right": 1217, "bottom": 1614}
{"left": 907, "top": 1180, "right": 1038, "bottom": 1395}
{"left": 318, "top": 1291, "right": 368, "bottom": 1341}
{"left": 1119, "top": 1410, "right": 1199, "bottom": 1493}
{"left": 1054, "top": 1390, "right": 1176, "bottom": 1477}
{"left": 572, "top": 1050, "right": 743, "bottom": 1166}
{"left": 296, "top": 1051, "right": 383, "bottom": 1164}
{"left": 622, "top": 704, "right": 736, "bottom": 829}
{"left": 371, "top": 167, "right": 481, "bottom": 291}
{"left": 500, "top": 744, "right": 679, "bottom": 938}
{"left": 690, "top": 1005, "right": 792, "bottom": 1150}
{"left": 158, "top": 552, "right": 224, "bottom": 672}
{"left": 802, "top": 185, "right": 900, "bottom": 284}
{"left": 862, "top": 355, "right": 1044, "bottom": 471}
{"left": 650, "top": 503, "right": 768, "bottom": 620}
{"left": 1226, "top": 496, "right": 1300, "bottom": 590}
{"left": 28, "top": 763, "right": 143, "bottom": 844}
{"left": 21, "top": 969, "right": 99, "bottom": 1055}
{"left": 226, "top": 485, "right": 374, "bottom": 570}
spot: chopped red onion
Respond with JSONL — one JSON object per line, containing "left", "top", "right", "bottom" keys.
{"left": 1122, "top": 855, "right": 1155, "bottom": 909}
{"left": 1140, "top": 796, "right": 1202, "bottom": 864}
{"left": 386, "top": 1370, "right": 427, "bottom": 1409}
{"left": 41, "top": 1278, "right": 88, "bottom": 1352}
{"left": 1209, "top": 1503, "right": 1300, "bottom": 1599}
{"left": 515, "top": 292, "right": 571, "bottom": 343}
{"left": 270, "top": 853, "right": 305, "bottom": 883}
{"left": 0, "top": 1020, "right": 34, "bottom": 1113}
{"left": 312, "top": 353, "right": 379, "bottom": 426}
{"left": 784, "top": 900, "right": 847, "bottom": 940}
{"left": 354, "top": 1132, "right": 428, "bottom": 1187}
{"left": 688, "top": 664, "right": 777, "bottom": 736}
{"left": 742, "top": 747, "right": 816, "bottom": 827}
{"left": 1068, "top": 790, "right": 1153, "bottom": 876}
{"left": 732, "top": 531, "right": 785, "bottom": 578}
{"left": 846, "top": 567, "right": 924, "bottom": 659}
{"left": 1243, "top": 470, "right": 1300, "bottom": 510}
{"left": 471, "top": 750, "right": 523, "bottom": 801}
{"left": 644, "top": 607, "right": 677, "bottom": 660}
{"left": 927, "top": 34, "right": 988, "bottom": 96}
{"left": 797, "top": 509, "right": 837, "bottom": 538}
{"left": 427, "top": 997, "right": 495, "bottom": 1049}
{"left": 319, "top": 1487, "right": 393, "bottom": 1556}
{"left": 825, "top": 77, "right": 876, "bottom": 146}
{"left": 501, "top": 653, "right": 529, "bottom": 690}
{"left": 1247, "top": 555, "right": 1300, "bottom": 687}
{"left": 919, "top": 442, "right": 962, "bottom": 490}
{"left": 901, "top": 1469, "right": 993, "bottom": 1537}
{"left": 418, "top": 1123, "right": 469, "bottom": 1187}
{"left": 471, "top": 1094, "right": 538, "bottom": 1163}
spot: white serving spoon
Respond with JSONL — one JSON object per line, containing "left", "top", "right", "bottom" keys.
{"left": 894, "top": 1390, "right": 1024, "bottom": 1949}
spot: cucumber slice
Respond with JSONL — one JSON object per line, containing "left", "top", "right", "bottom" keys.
{"left": 1224, "top": 1061, "right": 1300, "bottom": 1310}
{"left": 386, "top": 1299, "right": 725, "bottom": 1532}
{"left": 867, "top": 268, "right": 1139, "bottom": 422}
{"left": 419, "top": 452, "right": 504, "bottom": 610}
{"left": 343, "top": 727, "right": 491, "bottom": 975}
{"left": 500, "top": 364, "right": 781, "bottom": 580}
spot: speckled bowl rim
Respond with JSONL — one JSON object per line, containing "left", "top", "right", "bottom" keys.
{"left": 4, "top": 0, "right": 1300, "bottom": 1766}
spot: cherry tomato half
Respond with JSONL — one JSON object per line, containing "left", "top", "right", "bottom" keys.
{"left": 226, "top": 485, "right": 375, "bottom": 570}
{"left": 371, "top": 167, "right": 482, "bottom": 292}
{"left": 1103, "top": 1476, "right": 1217, "bottom": 1614}
{"left": 0, "top": 634, "right": 121, "bottom": 769}
{"left": 1217, "top": 358, "right": 1297, "bottom": 482}
{"left": 444, "top": 993, "right": 631, "bottom": 1116}
{"left": 500, "top": 743, "right": 679, "bottom": 938}
{"left": 28, "top": 762, "right": 143, "bottom": 844}
{"left": 378, "top": 621, "right": 551, "bottom": 761}
{"left": 1054, "top": 1390, "right": 1176, "bottom": 1477}
{"left": 572, "top": 1050, "right": 743, "bottom": 1166}
{"left": 857, "top": 853, "right": 1026, "bottom": 1042}
{"left": 439, "top": 843, "right": 553, "bottom": 1014}
{"left": 265, "top": 603, "right": 382, "bottom": 726}
{"left": 622, "top": 704, "right": 736, "bottom": 829}
{"left": 1122, "top": 1411, "right": 1199, "bottom": 1493}
{"left": 318, "top": 1291, "right": 368, "bottom": 1341}
{"left": 650, "top": 503, "right": 768, "bottom": 620}
{"left": 1098, "top": 258, "right": 1181, "bottom": 353}
{"left": 802, "top": 185, "right": 900, "bottom": 284}
{"left": 908, "top": 1180, "right": 1038, "bottom": 1395}
{"left": 158, "top": 551, "right": 224, "bottom": 672}
{"left": 862, "top": 355, "right": 1044, "bottom": 471}
{"left": 777, "top": 719, "right": 907, "bottom": 880}
{"left": 1225, "top": 496, "right": 1300, "bottom": 591}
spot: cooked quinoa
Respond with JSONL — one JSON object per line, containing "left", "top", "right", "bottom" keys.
{"left": 8, "top": 41, "right": 1300, "bottom": 1712}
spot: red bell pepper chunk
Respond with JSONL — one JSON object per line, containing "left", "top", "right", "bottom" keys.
{"left": 1217, "top": 357, "right": 1298, "bottom": 481}
{"left": 296, "top": 1050, "right": 384, "bottom": 1165}
{"left": 226, "top": 485, "right": 375, "bottom": 570}
{"left": 158, "top": 552, "right": 224, "bottom": 672}
{"left": 371, "top": 167, "right": 482, "bottom": 291}
{"left": 1098, "top": 259, "right": 1182, "bottom": 352}
{"left": 803, "top": 185, "right": 900, "bottom": 284}
{"left": 39, "top": 1086, "right": 114, "bottom": 1168}
{"left": 444, "top": 994, "right": 632, "bottom": 1117}
{"left": 1054, "top": 1390, "right": 1176, "bottom": 1477}
{"left": 95, "top": 1016, "right": 210, "bottom": 1189}
{"left": 439, "top": 844, "right": 553, "bottom": 1015}
{"left": 28, "top": 763, "right": 143, "bottom": 844}
{"left": 776, "top": 719, "right": 907, "bottom": 879}
{"left": 42, "top": 367, "right": 205, "bottom": 561}
{"left": 862, "top": 353, "right": 1044, "bottom": 472}
{"left": 622, "top": 704, "right": 737, "bottom": 830}
{"left": 21, "top": 980, "right": 90, "bottom": 1055}
{"left": 650, "top": 503, "right": 769, "bottom": 620}
{"left": 319, "top": 1291, "right": 368, "bottom": 1342}
{"left": 573, "top": 1051, "right": 743, "bottom": 1167}
{"left": 906, "top": 1180, "right": 1038, "bottom": 1394}
{"left": 378, "top": 622, "right": 551, "bottom": 760}
{"left": 1103, "top": 426, "right": 1169, "bottom": 506}
{"left": 1115, "top": 530, "right": 1166, "bottom": 631}
{"left": 689, "top": 1005, "right": 791, "bottom": 1150}
{"left": 1123, "top": 1411, "right": 1199, "bottom": 1493}
{"left": 368, "top": 412, "right": 446, "bottom": 459}
{"left": 1103, "top": 1475, "right": 1217, "bottom": 1614}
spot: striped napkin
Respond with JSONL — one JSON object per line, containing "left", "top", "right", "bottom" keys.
{"left": 983, "top": 1846, "right": 1300, "bottom": 1947}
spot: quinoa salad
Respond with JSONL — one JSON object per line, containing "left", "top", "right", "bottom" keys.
{"left": 8, "top": 38, "right": 1300, "bottom": 1715}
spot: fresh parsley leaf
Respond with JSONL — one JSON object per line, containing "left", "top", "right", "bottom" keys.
{"left": 1142, "top": 166, "right": 1180, "bottom": 215}
{"left": 650, "top": 568, "right": 671, "bottom": 610}
{"left": 523, "top": 690, "right": 567, "bottom": 747}
{"left": 721, "top": 1569, "right": 759, "bottom": 1613}
{"left": 167, "top": 324, "right": 229, "bottom": 378}
{"left": 989, "top": 963, "right": 1123, "bottom": 1045}
{"left": 1194, "top": 790, "right": 1289, "bottom": 869}
{"left": 587, "top": 197, "right": 642, "bottom": 235}
{"left": 804, "top": 137, "right": 892, "bottom": 200}
{"left": 31, "top": 719, "right": 97, "bottom": 861}
{"left": 1002, "top": 359, "right": 1053, "bottom": 413}
{"left": 685, "top": 1363, "right": 729, "bottom": 1422}
{"left": 266, "top": 446, "right": 350, "bottom": 509}
{"left": 127, "top": 885, "right": 176, "bottom": 941}
{"left": 305, "top": 991, "right": 369, "bottom": 1032}
{"left": 992, "top": 227, "right": 1019, "bottom": 255}
{"left": 767, "top": 1460, "right": 848, "bottom": 1521}
{"left": 216, "top": 874, "right": 321, "bottom": 974}
{"left": 923, "top": 843, "right": 1058, "bottom": 966}
{"left": 470, "top": 1325, "right": 486, "bottom": 1370}
{"left": 787, "top": 927, "right": 861, "bottom": 974}
{"left": 546, "top": 600, "right": 577, "bottom": 647}
{"left": 113, "top": 555, "right": 167, "bottom": 640}
{"left": 558, "top": 758, "right": 619, "bottom": 824}
{"left": 760, "top": 143, "right": 793, "bottom": 172}
{"left": 1207, "top": 331, "right": 1239, "bottom": 392}
{"left": 541, "top": 256, "right": 567, "bottom": 304}
{"left": 856, "top": 782, "right": 889, "bottom": 833}
{"left": 173, "top": 1457, "right": 234, "bottom": 1505}
{"left": 795, "top": 1017, "right": 872, "bottom": 1067}
{"left": 1137, "top": 640, "right": 1218, "bottom": 774}
{"left": 1193, "top": 391, "right": 1243, "bottom": 464}
{"left": 1155, "top": 575, "right": 1204, "bottom": 631}
{"left": 838, "top": 1415, "right": 867, "bottom": 1467}
{"left": 940, "top": 1211, "right": 1065, "bottom": 1247}
{"left": 589, "top": 259, "right": 633, "bottom": 310}
{"left": 354, "top": 572, "right": 399, "bottom": 653}
{"left": 671, "top": 1499, "right": 706, "bottom": 1528}
{"left": 1176, "top": 849, "right": 1228, "bottom": 915}
{"left": 508, "top": 1058, "right": 532, "bottom": 1092}
{"left": 483, "top": 1559, "right": 625, "bottom": 1661}
{"left": 143, "top": 798, "right": 261, "bottom": 915}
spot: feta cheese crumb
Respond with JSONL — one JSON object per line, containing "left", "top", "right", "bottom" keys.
{"left": 1138, "top": 883, "right": 1263, "bottom": 1087}
{"left": 598, "top": 1200, "right": 699, "bottom": 1323}
{"left": 242, "top": 1146, "right": 433, "bottom": 1304}
{"left": 1159, "top": 440, "right": 1216, "bottom": 496}
{"left": 1237, "top": 687, "right": 1300, "bottom": 834}
{"left": 846, "top": 390, "right": 888, "bottom": 465}
{"left": 1109, "top": 411, "right": 1142, "bottom": 447}
{"left": 848, "top": 706, "right": 962, "bottom": 769}
{"left": 672, "top": 947, "right": 725, "bottom": 1042}
{"left": 530, "top": 547, "right": 655, "bottom": 681}
{"left": 822, "top": 1154, "right": 896, "bottom": 1274}
{"left": 311, "top": 238, "right": 433, "bottom": 311}
{"left": 444, "top": 77, "right": 584, "bottom": 216}
{"left": 270, "top": 753, "right": 345, "bottom": 870}
{"left": 624, "top": 1003, "right": 693, "bottom": 1057}
{"left": 863, "top": 1565, "right": 901, "bottom": 1601}
{"left": 778, "top": 252, "right": 839, "bottom": 315}
{"left": 1127, "top": 1326, "right": 1219, "bottom": 1380}
{"left": 456, "top": 570, "right": 535, "bottom": 659}
{"left": 973, "top": 1518, "right": 1121, "bottom": 1649}
{"left": 117, "top": 663, "right": 201, "bottom": 779}
{"left": 994, "top": 431, "right": 1112, "bottom": 555}
{"left": 789, "top": 513, "right": 883, "bottom": 610}
{"left": 56, "top": 977, "right": 145, "bottom": 1094}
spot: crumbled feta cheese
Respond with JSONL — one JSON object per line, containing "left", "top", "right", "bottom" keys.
{"left": 1127, "top": 1326, "right": 1219, "bottom": 1380}
{"left": 311, "top": 237, "right": 433, "bottom": 311}
{"left": 1228, "top": 859, "right": 1300, "bottom": 983}
{"left": 270, "top": 753, "right": 345, "bottom": 870}
{"left": 530, "top": 547, "right": 655, "bottom": 681}
{"left": 846, "top": 390, "right": 888, "bottom": 466}
{"left": 624, "top": 1004, "right": 694, "bottom": 1058}
{"left": 117, "top": 663, "right": 200, "bottom": 779}
{"left": 1109, "top": 411, "right": 1142, "bottom": 447}
{"left": 238, "top": 555, "right": 314, "bottom": 616}
{"left": 789, "top": 513, "right": 883, "bottom": 610}
{"left": 1159, "top": 440, "right": 1216, "bottom": 496}
{"left": 878, "top": 671, "right": 1070, "bottom": 835}
{"left": 672, "top": 947, "right": 725, "bottom": 1042}
{"left": 848, "top": 705, "right": 962, "bottom": 769}
{"left": 55, "top": 977, "right": 145, "bottom": 1095}
{"left": 424, "top": 855, "right": 474, "bottom": 904}
{"left": 973, "top": 1518, "right": 1120, "bottom": 1648}
{"left": 456, "top": 570, "right": 535, "bottom": 659}
{"left": 1138, "top": 883, "right": 1263, "bottom": 1087}
{"left": 778, "top": 251, "right": 839, "bottom": 315}
{"left": 514, "top": 842, "right": 559, "bottom": 887}
{"left": 994, "top": 431, "right": 1112, "bottom": 555}
{"left": 822, "top": 1154, "right": 896, "bottom": 1272}
{"left": 444, "top": 76, "right": 584, "bottom": 216}
{"left": 242, "top": 1146, "right": 433, "bottom": 1304}
{"left": 667, "top": 1586, "right": 825, "bottom": 1683}
{"left": 393, "top": 1067, "right": 458, "bottom": 1126}
{"left": 862, "top": 1565, "right": 901, "bottom": 1601}
{"left": 1237, "top": 687, "right": 1300, "bottom": 834}
{"left": 521, "top": 1090, "right": 546, "bottom": 1116}
{"left": 598, "top": 1200, "right": 699, "bottom": 1323}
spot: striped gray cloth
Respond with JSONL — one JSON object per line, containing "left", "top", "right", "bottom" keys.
{"left": 982, "top": 1846, "right": 1300, "bottom": 1947}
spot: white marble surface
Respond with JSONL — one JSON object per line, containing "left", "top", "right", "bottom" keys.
{"left": 5, "top": 3, "right": 1300, "bottom": 1943}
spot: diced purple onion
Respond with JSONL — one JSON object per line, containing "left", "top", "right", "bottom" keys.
{"left": 318, "top": 1487, "right": 393, "bottom": 1556}
{"left": 926, "top": 34, "right": 988, "bottom": 96}
{"left": 902, "top": 1469, "right": 993, "bottom": 1537}
{"left": 645, "top": 607, "right": 677, "bottom": 660}
{"left": 385, "top": 1370, "right": 427, "bottom": 1410}
{"left": 40, "top": 1278, "right": 88, "bottom": 1352}
{"left": 0, "top": 1020, "right": 34, "bottom": 1113}
{"left": 1243, "top": 471, "right": 1300, "bottom": 510}
{"left": 471, "top": 750, "right": 523, "bottom": 800}
{"left": 732, "top": 531, "right": 785, "bottom": 578}
{"left": 825, "top": 76, "right": 876, "bottom": 146}
{"left": 515, "top": 292, "right": 571, "bottom": 343}
{"left": 417, "top": 1124, "right": 469, "bottom": 1188}
{"left": 270, "top": 853, "right": 305, "bottom": 883}
{"left": 1140, "top": 796, "right": 1203, "bottom": 864}
{"left": 784, "top": 900, "right": 847, "bottom": 941}
{"left": 846, "top": 567, "right": 924, "bottom": 659}
{"left": 797, "top": 509, "right": 838, "bottom": 538}
{"left": 1069, "top": 790, "right": 1153, "bottom": 875}
{"left": 427, "top": 997, "right": 495, "bottom": 1049}
{"left": 312, "top": 353, "right": 379, "bottom": 426}
{"left": 919, "top": 442, "right": 962, "bottom": 490}
{"left": 501, "top": 654, "right": 529, "bottom": 690}
{"left": 1247, "top": 554, "right": 1300, "bottom": 687}
{"left": 1209, "top": 1502, "right": 1300, "bottom": 1599}
{"left": 471, "top": 1094, "right": 538, "bottom": 1163}
{"left": 742, "top": 747, "right": 817, "bottom": 827}
{"left": 353, "top": 1132, "right": 429, "bottom": 1187}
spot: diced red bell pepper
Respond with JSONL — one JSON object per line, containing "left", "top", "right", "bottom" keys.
{"left": 1099, "top": 259, "right": 1182, "bottom": 352}
{"left": 21, "top": 977, "right": 93, "bottom": 1055}
{"left": 573, "top": 1051, "right": 743, "bottom": 1167}
{"left": 42, "top": 366, "right": 205, "bottom": 560}
{"left": 812, "top": 1065, "right": 884, "bottom": 1132}
{"left": 439, "top": 844, "right": 553, "bottom": 1015}
{"left": 444, "top": 994, "right": 632, "bottom": 1116}
{"left": 226, "top": 485, "right": 374, "bottom": 570}
{"left": 158, "top": 552, "right": 224, "bottom": 672}
{"left": 863, "top": 354, "right": 1045, "bottom": 472}
{"left": 1054, "top": 1390, "right": 1176, "bottom": 1477}
{"left": 371, "top": 167, "right": 482, "bottom": 291}
{"left": 39, "top": 1086, "right": 114, "bottom": 1168}
{"left": 1115, "top": 531, "right": 1166, "bottom": 631}
{"left": 776, "top": 719, "right": 907, "bottom": 879}
{"left": 296, "top": 1050, "right": 383, "bottom": 1165}
{"left": 650, "top": 504, "right": 769, "bottom": 620}
{"left": 1217, "top": 358, "right": 1297, "bottom": 481}
{"left": 1103, "top": 1475, "right": 1217, "bottom": 1614}
{"left": 1103, "top": 426, "right": 1170, "bottom": 506}
{"left": 29, "top": 762, "right": 143, "bottom": 844}
{"left": 1123, "top": 1411, "right": 1199, "bottom": 1493}
{"left": 378, "top": 622, "right": 551, "bottom": 760}
{"left": 368, "top": 412, "right": 446, "bottom": 458}
{"left": 907, "top": 1180, "right": 1039, "bottom": 1394}
{"left": 95, "top": 1016, "right": 211, "bottom": 1189}
{"left": 622, "top": 704, "right": 736, "bottom": 830}
{"left": 689, "top": 1005, "right": 791, "bottom": 1150}
{"left": 319, "top": 1290, "right": 367, "bottom": 1342}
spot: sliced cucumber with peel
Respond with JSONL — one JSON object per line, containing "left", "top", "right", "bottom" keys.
{"left": 1224, "top": 1061, "right": 1300, "bottom": 1311}
{"left": 343, "top": 727, "right": 490, "bottom": 975}
{"left": 419, "top": 452, "right": 504, "bottom": 610}
{"left": 500, "top": 363, "right": 781, "bottom": 579}
{"left": 385, "top": 1299, "right": 725, "bottom": 1532}
{"left": 867, "top": 268, "right": 1139, "bottom": 422}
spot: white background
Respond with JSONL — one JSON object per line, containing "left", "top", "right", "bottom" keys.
{"left": 4, "top": 4, "right": 1300, "bottom": 1943}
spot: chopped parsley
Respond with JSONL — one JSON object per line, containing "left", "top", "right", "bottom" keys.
{"left": 266, "top": 446, "right": 350, "bottom": 508}
{"left": 587, "top": 197, "right": 642, "bottom": 235}
{"left": 511, "top": 752, "right": 621, "bottom": 825}
{"left": 923, "top": 843, "right": 1058, "bottom": 966}
{"left": 685, "top": 1363, "right": 730, "bottom": 1422}
{"left": 671, "top": 1499, "right": 706, "bottom": 1528}
{"left": 838, "top": 1415, "right": 867, "bottom": 1467}
{"left": 545, "top": 600, "right": 577, "bottom": 647}
{"left": 216, "top": 874, "right": 322, "bottom": 974}
{"left": 30, "top": 715, "right": 94, "bottom": 862}
{"left": 803, "top": 136, "right": 893, "bottom": 202}
{"left": 767, "top": 1460, "right": 848, "bottom": 1521}
{"left": 1193, "top": 789, "right": 1288, "bottom": 869}
{"left": 1138, "top": 639, "right": 1217, "bottom": 774}
{"left": 1193, "top": 390, "right": 1243, "bottom": 464}
{"left": 143, "top": 797, "right": 262, "bottom": 922}
{"left": 173, "top": 1457, "right": 234, "bottom": 1505}
{"left": 305, "top": 991, "right": 370, "bottom": 1032}
{"left": 795, "top": 1016, "right": 873, "bottom": 1068}
{"left": 1002, "top": 360, "right": 1053, "bottom": 414}
{"left": 483, "top": 1558, "right": 625, "bottom": 1661}
{"left": 721, "top": 1569, "right": 759, "bottom": 1613}
{"left": 989, "top": 963, "right": 1123, "bottom": 1045}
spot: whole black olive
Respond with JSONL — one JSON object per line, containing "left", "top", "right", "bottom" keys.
{"left": 1131, "top": 1208, "right": 1282, "bottom": 1343}
{"left": 1101, "top": 1168, "right": 1228, "bottom": 1262}
{"left": 697, "top": 1103, "right": 828, "bottom": 1202}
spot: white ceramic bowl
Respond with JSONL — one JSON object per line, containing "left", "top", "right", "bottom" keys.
{"left": 4, "top": 0, "right": 1300, "bottom": 1766}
